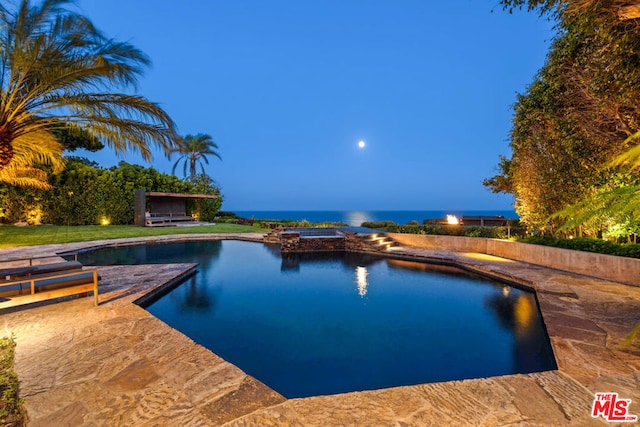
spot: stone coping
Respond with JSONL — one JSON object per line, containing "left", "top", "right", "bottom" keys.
{"left": 1, "top": 234, "right": 639, "bottom": 425}
{"left": 388, "top": 233, "right": 640, "bottom": 287}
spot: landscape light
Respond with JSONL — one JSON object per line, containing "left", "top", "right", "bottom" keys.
{"left": 27, "top": 207, "right": 42, "bottom": 225}
{"left": 100, "top": 216, "right": 111, "bottom": 226}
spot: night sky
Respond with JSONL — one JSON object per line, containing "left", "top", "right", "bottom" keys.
{"left": 72, "top": 1, "right": 555, "bottom": 210}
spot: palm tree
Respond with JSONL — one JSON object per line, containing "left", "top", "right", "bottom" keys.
{"left": 170, "top": 133, "right": 221, "bottom": 182}
{"left": 0, "top": 0, "right": 178, "bottom": 174}
{"left": 0, "top": 130, "right": 64, "bottom": 189}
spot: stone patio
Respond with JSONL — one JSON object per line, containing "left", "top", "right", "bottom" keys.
{"left": 1, "top": 233, "right": 639, "bottom": 426}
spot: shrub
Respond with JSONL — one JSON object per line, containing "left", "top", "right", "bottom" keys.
{"left": 233, "top": 216, "right": 347, "bottom": 229}
{"left": 216, "top": 211, "right": 239, "bottom": 219}
{"left": 385, "top": 224, "right": 526, "bottom": 239}
{"left": 519, "top": 237, "right": 640, "bottom": 259}
{"left": 0, "top": 186, "right": 42, "bottom": 224}
{"left": 0, "top": 336, "right": 25, "bottom": 426}
{"left": 186, "top": 174, "right": 223, "bottom": 222}
{"left": 215, "top": 212, "right": 240, "bottom": 224}
{"left": 361, "top": 220, "right": 396, "bottom": 229}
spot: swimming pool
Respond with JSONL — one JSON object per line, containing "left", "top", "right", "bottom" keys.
{"left": 77, "top": 240, "right": 557, "bottom": 398}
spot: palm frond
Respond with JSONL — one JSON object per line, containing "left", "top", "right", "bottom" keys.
{"left": 0, "top": 165, "right": 52, "bottom": 189}
{"left": 0, "top": 0, "right": 178, "bottom": 171}
{"left": 11, "top": 130, "right": 65, "bottom": 173}
{"left": 553, "top": 185, "right": 640, "bottom": 230}
{"left": 0, "top": 129, "right": 64, "bottom": 189}
{"left": 171, "top": 158, "right": 180, "bottom": 175}
{"left": 609, "top": 132, "right": 640, "bottom": 170}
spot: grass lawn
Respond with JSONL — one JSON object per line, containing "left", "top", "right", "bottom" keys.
{"left": 0, "top": 224, "right": 267, "bottom": 248}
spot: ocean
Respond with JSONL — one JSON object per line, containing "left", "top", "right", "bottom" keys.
{"left": 232, "top": 210, "right": 518, "bottom": 227}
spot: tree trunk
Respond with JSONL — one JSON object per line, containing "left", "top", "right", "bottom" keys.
{"left": 190, "top": 158, "right": 197, "bottom": 182}
{"left": 0, "top": 128, "right": 14, "bottom": 170}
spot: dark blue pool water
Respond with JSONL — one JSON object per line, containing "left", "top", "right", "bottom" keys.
{"left": 77, "top": 240, "right": 557, "bottom": 398}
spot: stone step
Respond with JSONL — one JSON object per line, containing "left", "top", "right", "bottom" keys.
{"left": 364, "top": 234, "right": 399, "bottom": 251}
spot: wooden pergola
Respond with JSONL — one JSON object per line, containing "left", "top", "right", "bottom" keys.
{"left": 134, "top": 190, "right": 218, "bottom": 227}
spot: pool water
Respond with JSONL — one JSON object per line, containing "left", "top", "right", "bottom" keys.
{"left": 77, "top": 240, "right": 557, "bottom": 398}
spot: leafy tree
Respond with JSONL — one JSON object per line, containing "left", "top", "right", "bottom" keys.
{"left": 483, "top": 156, "right": 513, "bottom": 195}
{"left": 187, "top": 173, "right": 223, "bottom": 222}
{"left": 170, "top": 133, "right": 222, "bottom": 182}
{"left": 52, "top": 125, "right": 104, "bottom": 152}
{"left": 500, "top": 0, "right": 640, "bottom": 21}
{"left": 486, "top": 4, "right": 640, "bottom": 236}
{"left": 499, "top": 0, "right": 564, "bottom": 16}
{"left": 0, "top": 0, "right": 177, "bottom": 177}
{"left": 529, "top": 0, "right": 640, "bottom": 341}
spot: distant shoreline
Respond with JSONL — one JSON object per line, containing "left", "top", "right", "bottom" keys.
{"left": 232, "top": 210, "right": 518, "bottom": 227}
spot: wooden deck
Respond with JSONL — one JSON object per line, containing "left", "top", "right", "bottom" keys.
{"left": 0, "top": 260, "right": 98, "bottom": 309}
{"left": 0, "top": 272, "right": 98, "bottom": 309}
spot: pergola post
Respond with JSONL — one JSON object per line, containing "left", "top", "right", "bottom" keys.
{"left": 134, "top": 190, "right": 146, "bottom": 227}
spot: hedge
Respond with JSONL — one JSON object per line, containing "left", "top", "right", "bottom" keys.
{"left": 520, "top": 236, "right": 640, "bottom": 259}
{"left": 0, "top": 159, "right": 222, "bottom": 225}
{"left": 384, "top": 224, "right": 526, "bottom": 239}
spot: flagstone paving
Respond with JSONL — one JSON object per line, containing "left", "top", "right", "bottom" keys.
{"left": 1, "top": 233, "right": 639, "bottom": 426}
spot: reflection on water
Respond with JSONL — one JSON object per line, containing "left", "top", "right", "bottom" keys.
{"left": 74, "top": 240, "right": 223, "bottom": 268}
{"left": 355, "top": 266, "right": 368, "bottom": 297}
{"left": 344, "top": 211, "right": 373, "bottom": 226}
{"left": 280, "top": 251, "right": 385, "bottom": 272}
{"left": 514, "top": 295, "right": 534, "bottom": 332}
{"left": 280, "top": 251, "right": 346, "bottom": 272}
{"left": 263, "top": 243, "right": 283, "bottom": 259}
{"left": 280, "top": 254, "right": 301, "bottom": 272}
{"left": 386, "top": 258, "right": 475, "bottom": 278}
{"left": 485, "top": 289, "right": 557, "bottom": 373}
{"left": 389, "top": 257, "right": 557, "bottom": 374}
{"left": 180, "top": 275, "right": 214, "bottom": 313}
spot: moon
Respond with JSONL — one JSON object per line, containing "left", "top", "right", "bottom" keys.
{"left": 358, "top": 140, "right": 366, "bottom": 149}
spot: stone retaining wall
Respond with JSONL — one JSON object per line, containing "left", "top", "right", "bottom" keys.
{"left": 343, "top": 232, "right": 381, "bottom": 253}
{"left": 280, "top": 232, "right": 345, "bottom": 252}
{"left": 387, "top": 233, "right": 640, "bottom": 287}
